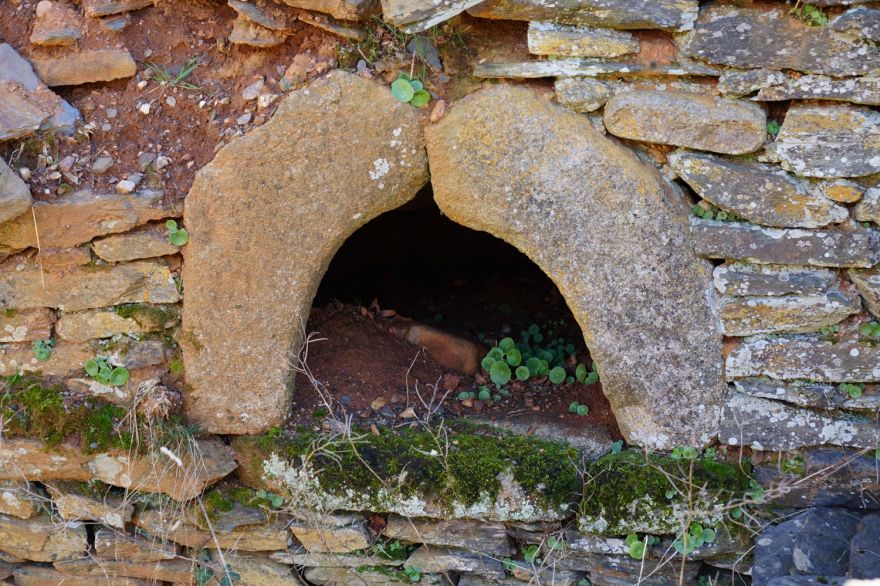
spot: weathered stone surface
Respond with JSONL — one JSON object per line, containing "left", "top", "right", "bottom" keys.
{"left": 229, "top": 14, "right": 288, "bottom": 47}
{"left": 0, "top": 308, "right": 54, "bottom": 343}
{"left": 831, "top": 7, "right": 880, "bottom": 42}
{"left": 682, "top": 5, "right": 880, "bottom": 76}
{"left": 0, "top": 44, "right": 80, "bottom": 137}
{"left": 89, "top": 439, "right": 236, "bottom": 501}
{"left": 713, "top": 263, "right": 835, "bottom": 297}
{"left": 227, "top": 0, "right": 294, "bottom": 30}
{"left": 383, "top": 516, "right": 512, "bottom": 557}
{"left": 14, "top": 565, "right": 149, "bottom": 586}
{"left": 82, "top": 0, "right": 156, "bottom": 16}
{"left": 720, "top": 393, "right": 880, "bottom": 450}
{"left": 849, "top": 264, "right": 880, "bottom": 319}
{"left": 691, "top": 219, "right": 880, "bottom": 268}
{"left": 92, "top": 224, "right": 180, "bottom": 262}
{"left": 182, "top": 72, "right": 428, "bottom": 434}
{"left": 93, "top": 527, "right": 177, "bottom": 562}
{"left": 569, "top": 554, "right": 700, "bottom": 585}
{"left": 753, "top": 508, "right": 861, "bottom": 584}
{"left": 305, "top": 566, "right": 443, "bottom": 585}
{"left": 527, "top": 22, "right": 638, "bottom": 58}
{"left": 53, "top": 559, "right": 194, "bottom": 583}
{"left": 850, "top": 513, "right": 880, "bottom": 579}
{"left": 554, "top": 77, "right": 611, "bottom": 113}
{"left": 0, "top": 481, "right": 41, "bottom": 519}
{"left": 0, "top": 439, "right": 91, "bottom": 481}
{"left": 473, "top": 58, "right": 721, "bottom": 79}
{"left": 0, "top": 514, "right": 86, "bottom": 562}
{"left": 381, "top": 0, "right": 481, "bottom": 32}
{"left": 604, "top": 91, "right": 765, "bottom": 155}
{"left": 37, "top": 246, "right": 92, "bottom": 270}
{"left": 30, "top": 1, "right": 83, "bottom": 46}
{"left": 757, "top": 75, "right": 880, "bottom": 107}
{"left": 57, "top": 305, "right": 178, "bottom": 342}
{"left": 271, "top": 547, "right": 399, "bottom": 567}
{"left": 290, "top": 520, "right": 370, "bottom": 553}
{"left": 405, "top": 545, "right": 506, "bottom": 579}
{"left": 467, "top": 0, "right": 698, "bottom": 31}
{"left": 0, "top": 189, "right": 177, "bottom": 252}
{"left": 671, "top": 152, "right": 846, "bottom": 228}
{"left": 0, "top": 257, "right": 179, "bottom": 312}
{"left": 276, "top": 0, "right": 377, "bottom": 21}
{"left": 726, "top": 334, "right": 880, "bottom": 382}
{"left": 768, "top": 104, "right": 880, "bottom": 178}
{"left": 0, "top": 341, "right": 92, "bottom": 377}
{"left": 854, "top": 186, "right": 880, "bottom": 223}
{"left": 426, "top": 84, "right": 723, "bottom": 449}
{"left": 821, "top": 179, "right": 865, "bottom": 204}
{"left": 46, "top": 482, "right": 133, "bottom": 528}
{"left": 134, "top": 509, "right": 287, "bottom": 550}
{"left": 718, "top": 288, "right": 860, "bottom": 336}
{"left": 232, "top": 555, "right": 302, "bottom": 586}
{"left": 0, "top": 159, "right": 32, "bottom": 225}
{"left": 718, "top": 68, "right": 788, "bottom": 98}
{"left": 734, "top": 378, "right": 879, "bottom": 412}
{"left": 29, "top": 49, "right": 136, "bottom": 87}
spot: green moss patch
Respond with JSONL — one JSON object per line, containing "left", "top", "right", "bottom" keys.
{"left": 235, "top": 423, "right": 581, "bottom": 517}
{"left": 115, "top": 303, "right": 179, "bottom": 329}
{"left": 578, "top": 450, "right": 750, "bottom": 536}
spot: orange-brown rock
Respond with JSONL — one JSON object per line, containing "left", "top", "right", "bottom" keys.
{"left": 0, "top": 308, "right": 54, "bottom": 343}
{"left": 404, "top": 324, "right": 482, "bottom": 375}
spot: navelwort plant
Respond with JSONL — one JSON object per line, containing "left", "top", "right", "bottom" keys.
{"left": 84, "top": 357, "right": 130, "bottom": 387}
{"left": 390, "top": 73, "right": 430, "bottom": 107}
{"left": 568, "top": 401, "right": 589, "bottom": 416}
{"left": 166, "top": 219, "right": 189, "bottom": 246}
{"left": 860, "top": 321, "right": 880, "bottom": 338}
{"left": 32, "top": 338, "right": 54, "bottom": 362}
{"left": 625, "top": 533, "right": 659, "bottom": 560}
{"left": 673, "top": 522, "right": 716, "bottom": 556}
{"left": 840, "top": 383, "right": 864, "bottom": 399}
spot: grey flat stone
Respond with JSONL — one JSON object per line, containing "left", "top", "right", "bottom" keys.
{"left": 718, "top": 68, "right": 788, "bottom": 98}
{"left": 831, "top": 7, "right": 880, "bottom": 41}
{"left": 0, "top": 159, "right": 31, "bottom": 224}
{"left": 713, "top": 263, "right": 835, "bottom": 296}
{"left": 404, "top": 545, "right": 506, "bottom": 579}
{"left": 734, "top": 378, "right": 880, "bottom": 412}
{"left": 718, "top": 288, "right": 860, "bottom": 336}
{"left": 854, "top": 186, "right": 880, "bottom": 223}
{"left": 528, "top": 22, "right": 638, "bottom": 58}
{"left": 381, "top": 0, "right": 483, "bottom": 32}
{"left": 849, "top": 513, "right": 880, "bottom": 579}
{"left": 849, "top": 264, "right": 880, "bottom": 319}
{"left": 382, "top": 516, "right": 512, "bottom": 557}
{"left": 691, "top": 219, "right": 880, "bottom": 268}
{"left": 472, "top": 58, "right": 721, "bottom": 79}
{"left": 757, "top": 75, "right": 880, "bottom": 107}
{"left": 554, "top": 77, "right": 611, "bottom": 113}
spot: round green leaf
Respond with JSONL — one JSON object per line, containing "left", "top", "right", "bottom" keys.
{"left": 532, "top": 332, "right": 543, "bottom": 343}
{"left": 457, "top": 391, "right": 472, "bottom": 401}
{"left": 409, "top": 80, "right": 424, "bottom": 92}
{"left": 95, "top": 373, "right": 110, "bottom": 385}
{"left": 85, "top": 359, "right": 99, "bottom": 376}
{"left": 499, "top": 337, "right": 516, "bottom": 352}
{"left": 165, "top": 219, "right": 178, "bottom": 231}
{"left": 528, "top": 324, "right": 540, "bottom": 335}
{"left": 584, "top": 371, "right": 599, "bottom": 385}
{"left": 489, "top": 360, "right": 511, "bottom": 387}
{"left": 169, "top": 229, "right": 189, "bottom": 246}
{"left": 109, "top": 366, "right": 130, "bottom": 386}
{"left": 526, "top": 357, "right": 541, "bottom": 373}
{"left": 702, "top": 528, "right": 716, "bottom": 543}
{"left": 628, "top": 541, "right": 646, "bottom": 560}
{"left": 398, "top": 72, "right": 412, "bottom": 81}
{"left": 566, "top": 375, "right": 575, "bottom": 384}
{"left": 515, "top": 366, "right": 530, "bottom": 381}
{"left": 538, "top": 360, "right": 549, "bottom": 376}
{"left": 488, "top": 347, "right": 504, "bottom": 360}
{"left": 481, "top": 356, "right": 496, "bottom": 371}
{"left": 575, "top": 363, "right": 587, "bottom": 383}
{"left": 548, "top": 366, "right": 566, "bottom": 385}
{"left": 505, "top": 348, "right": 521, "bottom": 367}
{"left": 477, "top": 388, "right": 491, "bottom": 401}
{"left": 391, "top": 79, "right": 414, "bottom": 103}
{"left": 568, "top": 401, "right": 579, "bottom": 413}
{"left": 576, "top": 404, "right": 588, "bottom": 416}
{"left": 410, "top": 89, "right": 430, "bottom": 107}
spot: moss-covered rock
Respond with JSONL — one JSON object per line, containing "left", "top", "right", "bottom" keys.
{"left": 578, "top": 450, "right": 750, "bottom": 536}
{"left": 232, "top": 424, "right": 582, "bottom": 522}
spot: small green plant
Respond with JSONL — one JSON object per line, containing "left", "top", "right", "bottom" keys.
{"left": 194, "top": 549, "right": 240, "bottom": 586}
{"left": 576, "top": 362, "right": 599, "bottom": 384}
{"left": 390, "top": 73, "right": 430, "bottom": 107}
{"left": 780, "top": 456, "right": 805, "bottom": 476}
{"left": 403, "top": 565, "right": 421, "bottom": 582}
{"left": 144, "top": 57, "right": 201, "bottom": 90}
{"left": 372, "top": 540, "right": 411, "bottom": 561}
{"left": 610, "top": 440, "right": 624, "bottom": 453}
{"left": 166, "top": 219, "right": 189, "bottom": 246}
{"left": 840, "top": 382, "right": 865, "bottom": 399}
{"left": 861, "top": 321, "right": 880, "bottom": 338}
{"left": 692, "top": 202, "right": 741, "bottom": 222}
{"left": 670, "top": 446, "right": 699, "bottom": 461}
{"left": 819, "top": 323, "right": 840, "bottom": 336}
{"left": 523, "top": 544, "right": 541, "bottom": 564}
{"left": 568, "top": 401, "right": 589, "bottom": 416}
{"left": 625, "top": 533, "right": 659, "bottom": 560}
{"left": 673, "top": 522, "right": 716, "bottom": 556}
{"left": 84, "top": 357, "right": 130, "bottom": 387}
{"left": 745, "top": 478, "right": 765, "bottom": 503}
{"left": 767, "top": 120, "right": 781, "bottom": 136}
{"left": 32, "top": 339, "right": 54, "bottom": 362}
{"left": 789, "top": 2, "right": 828, "bottom": 26}
{"left": 254, "top": 489, "right": 284, "bottom": 508}
{"left": 458, "top": 384, "right": 508, "bottom": 402}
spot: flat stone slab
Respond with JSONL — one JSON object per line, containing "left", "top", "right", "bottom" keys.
{"left": 848, "top": 264, "right": 880, "bottom": 318}
{"left": 275, "top": 0, "right": 378, "bottom": 21}
{"left": 725, "top": 334, "right": 880, "bottom": 383}
{"left": 405, "top": 545, "right": 505, "bottom": 579}
{"left": 0, "top": 159, "right": 32, "bottom": 225}
{"left": 604, "top": 91, "right": 766, "bottom": 155}
{"left": 734, "top": 378, "right": 879, "bottom": 412}
{"left": 681, "top": 4, "right": 880, "bottom": 76}
{"left": 527, "top": 22, "right": 638, "bottom": 58}
{"left": 720, "top": 392, "right": 880, "bottom": 450}
{"left": 757, "top": 75, "right": 880, "bottom": 106}
{"left": 380, "top": 0, "right": 482, "bottom": 32}
{"left": 382, "top": 516, "right": 512, "bottom": 557}
{"left": 472, "top": 58, "right": 721, "bottom": 79}
{"left": 181, "top": 72, "right": 428, "bottom": 434}
{"left": 854, "top": 186, "right": 880, "bottom": 223}
{"left": 718, "top": 288, "right": 860, "bottom": 336}
{"left": 467, "top": 0, "right": 698, "bottom": 31}
{"left": 29, "top": 48, "right": 136, "bottom": 87}
{"left": 850, "top": 513, "right": 880, "bottom": 579}
{"left": 690, "top": 219, "right": 880, "bottom": 268}
{"left": 718, "top": 68, "right": 788, "bottom": 98}
{"left": 767, "top": 104, "right": 880, "bottom": 178}
{"left": 305, "top": 566, "right": 444, "bottom": 585}
{"left": 554, "top": 77, "right": 611, "bottom": 113}
{"left": 0, "top": 513, "right": 87, "bottom": 562}
{"left": 426, "top": 84, "right": 724, "bottom": 449}
{"left": 92, "top": 225, "right": 180, "bottom": 262}
{"left": 713, "top": 263, "right": 836, "bottom": 296}
{"left": 671, "top": 151, "right": 846, "bottom": 228}
{"left": 0, "top": 308, "right": 54, "bottom": 343}
{"left": 831, "top": 7, "right": 880, "bottom": 41}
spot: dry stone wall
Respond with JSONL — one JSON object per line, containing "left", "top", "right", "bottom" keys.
{"left": 0, "top": 0, "right": 879, "bottom": 584}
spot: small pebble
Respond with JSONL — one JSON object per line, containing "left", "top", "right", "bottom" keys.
{"left": 236, "top": 112, "right": 252, "bottom": 125}
{"left": 19, "top": 167, "right": 32, "bottom": 180}
{"left": 48, "top": 171, "right": 61, "bottom": 180}
{"left": 101, "top": 123, "right": 112, "bottom": 132}
{"left": 116, "top": 179, "right": 136, "bottom": 194}
{"left": 165, "top": 95, "right": 176, "bottom": 107}
{"left": 257, "top": 93, "right": 277, "bottom": 110}
{"left": 126, "top": 172, "right": 143, "bottom": 186}
{"left": 137, "top": 80, "right": 148, "bottom": 90}
{"left": 91, "top": 156, "right": 114, "bottom": 174}
{"left": 143, "top": 48, "right": 152, "bottom": 58}
{"left": 59, "top": 155, "right": 76, "bottom": 172}
{"left": 106, "top": 108, "right": 118, "bottom": 119}
{"left": 137, "top": 152, "right": 156, "bottom": 171}
{"left": 154, "top": 155, "right": 170, "bottom": 170}
{"left": 241, "top": 79, "right": 264, "bottom": 101}
{"left": 138, "top": 102, "right": 150, "bottom": 115}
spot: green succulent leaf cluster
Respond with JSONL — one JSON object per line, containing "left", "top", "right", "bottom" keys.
{"left": 625, "top": 533, "right": 659, "bottom": 560}
{"left": 670, "top": 446, "right": 699, "bottom": 461}
{"left": 390, "top": 73, "right": 430, "bottom": 107}
{"left": 819, "top": 323, "right": 840, "bottom": 336}
{"left": 789, "top": 4, "right": 828, "bottom": 26}
{"left": 672, "top": 522, "right": 715, "bottom": 556}
{"left": 840, "top": 382, "right": 865, "bottom": 399}
{"left": 568, "top": 401, "right": 589, "bottom": 416}
{"left": 254, "top": 489, "right": 284, "bottom": 508}
{"left": 766, "top": 120, "right": 781, "bottom": 136}
{"left": 84, "top": 357, "right": 130, "bottom": 387}
{"left": 692, "top": 202, "right": 741, "bottom": 222}
{"left": 458, "top": 384, "right": 509, "bottom": 403}
{"left": 860, "top": 321, "right": 880, "bottom": 338}
{"left": 194, "top": 550, "right": 240, "bottom": 586}
{"left": 523, "top": 544, "right": 541, "bottom": 564}
{"left": 745, "top": 479, "right": 765, "bottom": 503}
{"left": 403, "top": 565, "right": 421, "bottom": 582}
{"left": 166, "top": 219, "right": 189, "bottom": 246}
{"left": 32, "top": 339, "right": 55, "bottom": 362}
